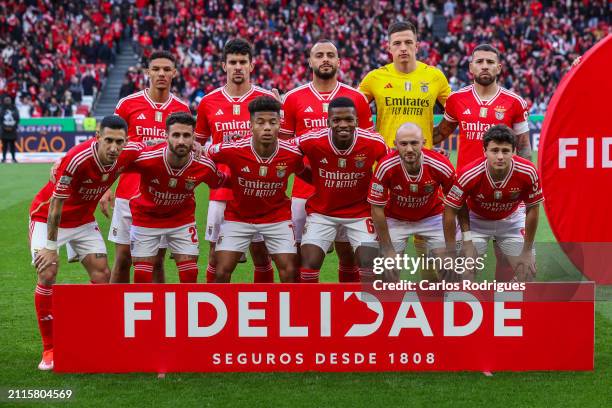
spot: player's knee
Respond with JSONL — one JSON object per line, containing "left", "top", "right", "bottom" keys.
{"left": 208, "top": 246, "right": 217, "bottom": 266}
{"left": 90, "top": 267, "right": 111, "bottom": 283}
{"left": 214, "top": 265, "right": 232, "bottom": 283}
{"left": 278, "top": 263, "right": 297, "bottom": 283}
{"left": 38, "top": 267, "right": 58, "bottom": 285}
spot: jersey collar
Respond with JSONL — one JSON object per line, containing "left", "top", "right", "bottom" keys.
{"left": 485, "top": 158, "right": 514, "bottom": 189}
{"left": 471, "top": 84, "right": 502, "bottom": 106}
{"left": 400, "top": 153, "right": 423, "bottom": 183}
{"left": 91, "top": 141, "right": 117, "bottom": 173}
{"left": 250, "top": 138, "right": 279, "bottom": 163}
{"left": 163, "top": 146, "right": 193, "bottom": 176}
{"left": 308, "top": 81, "right": 341, "bottom": 101}
{"left": 221, "top": 85, "right": 255, "bottom": 103}
{"left": 143, "top": 88, "right": 174, "bottom": 111}
{"left": 327, "top": 128, "right": 357, "bottom": 156}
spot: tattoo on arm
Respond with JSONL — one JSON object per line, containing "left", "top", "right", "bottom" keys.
{"left": 433, "top": 119, "right": 459, "bottom": 145}
{"left": 516, "top": 132, "right": 532, "bottom": 161}
{"left": 46, "top": 197, "right": 64, "bottom": 241}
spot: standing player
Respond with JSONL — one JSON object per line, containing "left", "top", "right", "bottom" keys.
{"left": 359, "top": 21, "right": 451, "bottom": 147}
{"left": 30, "top": 116, "right": 143, "bottom": 370}
{"left": 433, "top": 43, "right": 531, "bottom": 169}
{"left": 128, "top": 112, "right": 226, "bottom": 283}
{"left": 280, "top": 39, "right": 374, "bottom": 282}
{"left": 195, "top": 39, "right": 275, "bottom": 284}
{"left": 433, "top": 44, "right": 531, "bottom": 280}
{"left": 443, "top": 125, "right": 543, "bottom": 281}
{"left": 207, "top": 97, "right": 308, "bottom": 283}
{"left": 369, "top": 123, "right": 456, "bottom": 281}
{"left": 359, "top": 21, "right": 451, "bottom": 281}
{"left": 295, "top": 97, "right": 388, "bottom": 283}
{"left": 103, "top": 50, "right": 191, "bottom": 284}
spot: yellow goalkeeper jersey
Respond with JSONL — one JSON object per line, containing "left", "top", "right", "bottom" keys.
{"left": 359, "top": 62, "right": 451, "bottom": 148}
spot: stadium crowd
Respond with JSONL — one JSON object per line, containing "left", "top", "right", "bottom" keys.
{"left": 0, "top": 0, "right": 609, "bottom": 118}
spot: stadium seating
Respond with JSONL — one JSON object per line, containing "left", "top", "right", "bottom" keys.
{"left": 1, "top": 0, "right": 609, "bottom": 117}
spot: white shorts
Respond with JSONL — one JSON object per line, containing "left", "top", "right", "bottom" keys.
{"left": 387, "top": 215, "right": 447, "bottom": 253}
{"left": 130, "top": 223, "right": 200, "bottom": 258}
{"left": 29, "top": 221, "right": 106, "bottom": 263}
{"left": 216, "top": 220, "right": 297, "bottom": 254}
{"left": 206, "top": 200, "right": 263, "bottom": 244}
{"left": 469, "top": 209, "right": 532, "bottom": 257}
{"left": 301, "top": 213, "right": 378, "bottom": 252}
{"left": 110, "top": 198, "right": 167, "bottom": 248}
{"left": 291, "top": 198, "right": 349, "bottom": 243}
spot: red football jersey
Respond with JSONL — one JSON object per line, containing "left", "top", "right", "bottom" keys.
{"left": 114, "top": 89, "right": 191, "bottom": 199}
{"left": 295, "top": 128, "right": 388, "bottom": 218}
{"left": 30, "top": 139, "right": 144, "bottom": 228}
{"left": 127, "top": 145, "right": 225, "bottom": 228}
{"left": 368, "top": 149, "right": 456, "bottom": 221}
{"left": 207, "top": 137, "right": 304, "bottom": 224}
{"left": 195, "top": 85, "right": 274, "bottom": 201}
{"left": 444, "top": 156, "right": 543, "bottom": 220}
{"left": 444, "top": 85, "right": 529, "bottom": 170}
{"left": 280, "top": 81, "right": 374, "bottom": 200}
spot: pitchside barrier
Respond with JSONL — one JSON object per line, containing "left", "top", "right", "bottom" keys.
{"left": 53, "top": 282, "right": 594, "bottom": 373}
{"left": 0, "top": 115, "right": 545, "bottom": 163}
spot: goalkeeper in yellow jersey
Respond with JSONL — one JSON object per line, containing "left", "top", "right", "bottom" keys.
{"left": 359, "top": 21, "right": 451, "bottom": 281}
{"left": 359, "top": 21, "right": 451, "bottom": 148}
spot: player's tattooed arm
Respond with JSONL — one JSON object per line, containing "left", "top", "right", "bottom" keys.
{"left": 46, "top": 196, "right": 64, "bottom": 242}
{"left": 433, "top": 118, "right": 459, "bottom": 145}
{"left": 516, "top": 132, "right": 532, "bottom": 161}
{"left": 443, "top": 205, "right": 459, "bottom": 254}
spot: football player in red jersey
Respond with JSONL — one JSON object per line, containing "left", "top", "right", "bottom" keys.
{"left": 101, "top": 51, "right": 191, "bottom": 284}
{"left": 280, "top": 39, "right": 374, "bottom": 282}
{"left": 295, "top": 97, "right": 388, "bottom": 283}
{"left": 195, "top": 39, "right": 275, "bottom": 283}
{"left": 127, "top": 112, "right": 226, "bottom": 283}
{"left": 30, "top": 116, "right": 144, "bottom": 370}
{"left": 443, "top": 125, "right": 543, "bottom": 281}
{"left": 369, "top": 123, "right": 456, "bottom": 281}
{"left": 208, "top": 97, "right": 309, "bottom": 282}
{"left": 434, "top": 44, "right": 532, "bottom": 280}
{"left": 433, "top": 43, "right": 531, "bottom": 168}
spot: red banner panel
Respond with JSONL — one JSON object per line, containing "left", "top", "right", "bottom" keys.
{"left": 53, "top": 283, "right": 594, "bottom": 373}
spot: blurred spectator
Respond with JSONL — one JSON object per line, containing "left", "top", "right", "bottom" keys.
{"left": 1, "top": 95, "right": 19, "bottom": 163}
{"left": 0, "top": 1, "right": 129, "bottom": 116}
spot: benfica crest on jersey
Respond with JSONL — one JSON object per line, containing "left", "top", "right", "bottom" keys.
{"left": 424, "top": 183, "right": 435, "bottom": 194}
{"left": 510, "top": 189, "right": 521, "bottom": 200}
{"left": 276, "top": 165, "right": 287, "bottom": 178}
{"left": 420, "top": 82, "right": 429, "bottom": 93}
{"left": 495, "top": 106, "right": 507, "bottom": 120}
{"left": 185, "top": 178, "right": 196, "bottom": 190}
{"left": 354, "top": 154, "right": 367, "bottom": 168}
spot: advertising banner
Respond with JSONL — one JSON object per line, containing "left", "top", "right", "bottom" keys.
{"left": 53, "top": 283, "right": 594, "bottom": 373}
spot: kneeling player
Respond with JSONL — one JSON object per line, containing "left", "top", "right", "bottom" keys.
{"left": 295, "top": 97, "right": 389, "bottom": 283}
{"left": 443, "top": 124, "right": 543, "bottom": 281}
{"left": 128, "top": 112, "right": 226, "bottom": 282}
{"left": 369, "top": 123, "right": 456, "bottom": 282}
{"left": 207, "top": 96, "right": 309, "bottom": 282}
{"left": 30, "top": 116, "right": 143, "bottom": 370}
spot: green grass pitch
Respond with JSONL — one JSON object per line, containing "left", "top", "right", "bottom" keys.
{"left": 0, "top": 162, "right": 610, "bottom": 407}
